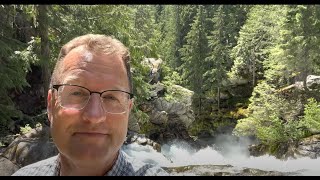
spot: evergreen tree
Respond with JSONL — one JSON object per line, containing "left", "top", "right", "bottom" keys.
{"left": 279, "top": 5, "right": 320, "bottom": 89}
{"left": 229, "top": 5, "right": 284, "bottom": 87}
{"left": 0, "top": 5, "right": 34, "bottom": 135}
{"left": 205, "top": 5, "right": 248, "bottom": 111}
{"left": 179, "top": 5, "right": 209, "bottom": 115}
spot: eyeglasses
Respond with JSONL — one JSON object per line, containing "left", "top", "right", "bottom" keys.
{"left": 52, "top": 84, "right": 133, "bottom": 114}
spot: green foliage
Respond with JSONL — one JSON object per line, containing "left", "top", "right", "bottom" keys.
{"left": 229, "top": 107, "right": 249, "bottom": 119}
{"left": 157, "top": 5, "right": 197, "bottom": 72}
{"left": 132, "top": 105, "right": 149, "bottom": 125}
{"left": 229, "top": 5, "right": 287, "bottom": 86}
{"left": 233, "top": 81, "right": 304, "bottom": 146}
{"left": 20, "top": 124, "right": 33, "bottom": 135}
{"left": 19, "top": 122, "right": 42, "bottom": 135}
{"left": 189, "top": 114, "right": 236, "bottom": 137}
{"left": 188, "top": 119, "right": 213, "bottom": 136}
{"left": 13, "top": 37, "right": 41, "bottom": 66}
{"left": 300, "top": 98, "right": 320, "bottom": 134}
{"left": 0, "top": 5, "right": 36, "bottom": 135}
{"left": 140, "top": 121, "right": 161, "bottom": 135}
{"left": 132, "top": 104, "right": 162, "bottom": 135}
{"left": 233, "top": 117, "right": 257, "bottom": 137}
{"left": 161, "top": 64, "right": 183, "bottom": 86}
{"left": 164, "top": 84, "right": 194, "bottom": 103}
{"left": 276, "top": 5, "right": 320, "bottom": 84}
{"left": 161, "top": 64, "right": 187, "bottom": 103}
{"left": 256, "top": 114, "right": 303, "bottom": 145}
{"left": 179, "top": 5, "right": 209, "bottom": 97}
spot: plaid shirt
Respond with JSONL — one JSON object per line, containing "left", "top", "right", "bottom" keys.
{"left": 11, "top": 149, "right": 169, "bottom": 176}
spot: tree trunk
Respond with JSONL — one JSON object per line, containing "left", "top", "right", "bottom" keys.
{"left": 217, "top": 86, "right": 220, "bottom": 113}
{"left": 38, "top": 5, "right": 50, "bottom": 106}
{"left": 199, "top": 96, "right": 202, "bottom": 116}
{"left": 252, "top": 52, "right": 256, "bottom": 88}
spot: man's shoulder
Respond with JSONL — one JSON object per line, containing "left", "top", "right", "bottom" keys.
{"left": 121, "top": 152, "right": 169, "bottom": 176}
{"left": 11, "top": 155, "right": 59, "bottom": 176}
{"left": 133, "top": 161, "right": 169, "bottom": 176}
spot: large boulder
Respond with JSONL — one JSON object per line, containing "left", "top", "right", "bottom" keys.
{"left": 137, "top": 83, "right": 196, "bottom": 144}
{"left": 0, "top": 125, "right": 58, "bottom": 175}
{"left": 0, "top": 157, "right": 20, "bottom": 176}
{"left": 1, "top": 125, "right": 58, "bottom": 163}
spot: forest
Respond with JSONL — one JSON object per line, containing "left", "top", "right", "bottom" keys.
{"left": 1, "top": 5, "right": 320, "bottom": 154}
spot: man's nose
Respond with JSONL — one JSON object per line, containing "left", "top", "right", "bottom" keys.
{"left": 82, "top": 94, "right": 106, "bottom": 123}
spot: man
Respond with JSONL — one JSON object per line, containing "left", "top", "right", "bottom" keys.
{"left": 12, "top": 34, "right": 169, "bottom": 176}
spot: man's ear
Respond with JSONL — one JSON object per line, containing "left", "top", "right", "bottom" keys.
{"left": 47, "top": 89, "right": 53, "bottom": 124}
{"left": 128, "top": 98, "right": 134, "bottom": 112}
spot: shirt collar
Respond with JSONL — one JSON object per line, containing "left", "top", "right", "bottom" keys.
{"left": 106, "top": 150, "right": 134, "bottom": 176}
{"left": 55, "top": 149, "right": 133, "bottom": 176}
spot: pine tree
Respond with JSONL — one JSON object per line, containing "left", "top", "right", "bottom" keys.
{"left": 179, "top": 5, "right": 209, "bottom": 115}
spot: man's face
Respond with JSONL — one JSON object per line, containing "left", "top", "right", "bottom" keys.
{"left": 47, "top": 47, "right": 133, "bottom": 163}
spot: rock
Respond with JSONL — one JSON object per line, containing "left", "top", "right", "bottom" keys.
{"left": 0, "top": 134, "right": 20, "bottom": 147}
{"left": 142, "top": 58, "right": 163, "bottom": 84}
{"left": 124, "top": 131, "right": 161, "bottom": 152}
{"left": 149, "top": 110, "right": 168, "bottom": 125}
{"left": 0, "top": 157, "right": 20, "bottom": 176}
{"left": 128, "top": 114, "right": 141, "bottom": 133}
{"left": 294, "top": 134, "right": 320, "bottom": 159}
{"left": 1, "top": 125, "right": 58, "bottom": 168}
{"left": 163, "top": 164, "right": 299, "bottom": 176}
{"left": 136, "top": 135, "right": 148, "bottom": 145}
{"left": 152, "top": 142, "right": 161, "bottom": 152}
{"left": 150, "top": 83, "right": 165, "bottom": 99}
{"left": 0, "top": 125, "right": 59, "bottom": 175}
{"left": 2, "top": 139, "right": 58, "bottom": 167}
{"left": 307, "top": 75, "right": 320, "bottom": 91}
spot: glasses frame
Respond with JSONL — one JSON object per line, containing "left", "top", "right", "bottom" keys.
{"left": 52, "top": 84, "right": 134, "bottom": 113}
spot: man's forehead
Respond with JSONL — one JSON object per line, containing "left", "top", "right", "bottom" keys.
{"left": 59, "top": 48, "right": 127, "bottom": 86}
{"left": 62, "top": 71, "right": 83, "bottom": 84}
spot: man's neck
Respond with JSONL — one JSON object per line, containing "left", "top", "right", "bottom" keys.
{"left": 58, "top": 151, "right": 119, "bottom": 176}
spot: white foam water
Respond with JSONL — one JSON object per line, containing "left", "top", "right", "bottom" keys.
{"left": 123, "top": 142, "right": 320, "bottom": 176}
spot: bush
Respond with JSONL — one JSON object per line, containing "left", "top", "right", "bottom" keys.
{"left": 299, "top": 98, "right": 320, "bottom": 134}
{"left": 20, "top": 124, "right": 33, "bottom": 135}
{"left": 233, "top": 81, "right": 304, "bottom": 147}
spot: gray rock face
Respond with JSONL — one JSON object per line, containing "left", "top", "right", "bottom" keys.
{"left": 0, "top": 125, "right": 58, "bottom": 176}
{"left": 307, "top": 75, "right": 320, "bottom": 91}
{"left": 0, "top": 157, "right": 20, "bottom": 176}
{"left": 128, "top": 114, "right": 141, "bottom": 133}
{"left": 125, "top": 132, "right": 161, "bottom": 152}
{"left": 164, "top": 164, "right": 299, "bottom": 176}
{"left": 152, "top": 84, "right": 195, "bottom": 129}
{"left": 137, "top": 83, "right": 196, "bottom": 144}
{"left": 294, "top": 134, "right": 320, "bottom": 159}
{"left": 142, "top": 58, "right": 163, "bottom": 84}
{"left": 2, "top": 139, "right": 58, "bottom": 168}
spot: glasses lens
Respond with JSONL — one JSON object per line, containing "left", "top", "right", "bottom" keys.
{"left": 58, "top": 85, "right": 90, "bottom": 109}
{"left": 101, "top": 91, "right": 129, "bottom": 114}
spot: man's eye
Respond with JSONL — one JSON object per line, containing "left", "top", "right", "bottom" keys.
{"left": 70, "top": 91, "right": 85, "bottom": 96}
{"left": 103, "top": 95, "right": 118, "bottom": 101}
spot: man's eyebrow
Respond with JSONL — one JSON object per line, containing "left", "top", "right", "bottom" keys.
{"left": 62, "top": 75, "right": 81, "bottom": 84}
